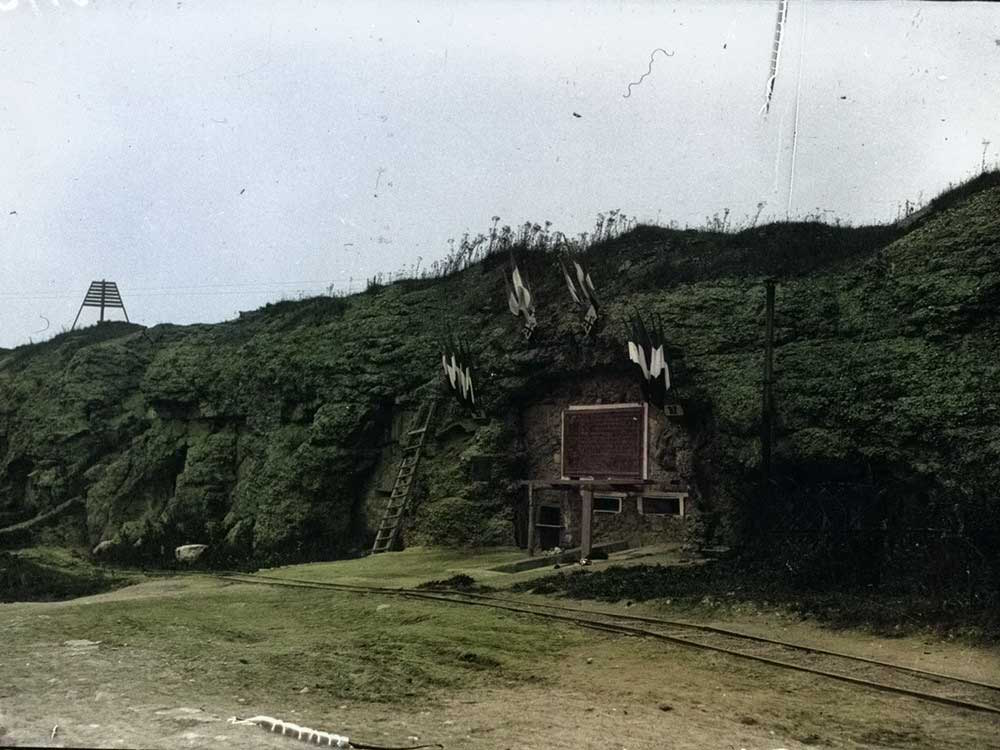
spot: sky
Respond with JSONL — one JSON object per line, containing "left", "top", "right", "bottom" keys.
{"left": 1, "top": 0, "right": 998, "bottom": 348}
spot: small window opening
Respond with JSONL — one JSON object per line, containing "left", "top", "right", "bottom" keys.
{"left": 594, "top": 495, "right": 623, "bottom": 514}
{"left": 537, "top": 505, "right": 562, "bottom": 526}
{"left": 640, "top": 495, "right": 683, "bottom": 516}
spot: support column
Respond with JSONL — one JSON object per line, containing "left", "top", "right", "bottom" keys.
{"left": 580, "top": 486, "right": 594, "bottom": 560}
{"left": 526, "top": 483, "right": 536, "bottom": 557}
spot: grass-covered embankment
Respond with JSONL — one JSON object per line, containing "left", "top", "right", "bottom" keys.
{"left": 0, "top": 546, "right": 139, "bottom": 602}
{"left": 259, "top": 545, "right": 524, "bottom": 588}
{"left": 514, "top": 561, "right": 1000, "bottom": 643}
{"left": 1, "top": 173, "right": 998, "bottom": 576}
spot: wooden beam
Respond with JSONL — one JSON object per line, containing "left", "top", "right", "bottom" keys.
{"left": 526, "top": 483, "right": 536, "bottom": 557}
{"left": 580, "top": 486, "right": 594, "bottom": 560}
{"left": 516, "top": 478, "right": 654, "bottom": 489}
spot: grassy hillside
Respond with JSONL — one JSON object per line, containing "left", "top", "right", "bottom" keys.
{"left": 1, "top": 176, "right": 997, "bottom": 586}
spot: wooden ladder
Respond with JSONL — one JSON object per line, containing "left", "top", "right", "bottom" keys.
{"left": 371, "top": 398, "right": 439, "bottom": 554}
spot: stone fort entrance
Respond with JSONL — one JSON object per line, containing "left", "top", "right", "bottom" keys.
{"left": 520, "top": 401, "right": 688, "bottom": 558}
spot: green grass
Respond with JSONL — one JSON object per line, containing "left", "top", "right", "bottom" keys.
{"left": 259, "top": 545, "right": 526, "bottom": 588}
{"left": 2, "top": 576, "right": 579, "bottom": 707}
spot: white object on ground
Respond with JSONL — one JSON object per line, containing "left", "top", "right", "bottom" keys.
{"left": 175, "top": 544, "right": 209, "bottom": 562}
{"left": 229, "top": 715, "right": 351, "bottom": 748}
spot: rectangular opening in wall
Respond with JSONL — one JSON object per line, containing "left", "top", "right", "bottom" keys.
{"left": 594, "top": 494, "right": 624, "bottom": 514}
{"left": 537, "top": 505, "right": 562, "bottom": 526}
{"left": 536, "top": 505, "right": 562, "bottom": 550}
{"left": 639, "top": 493, "right": 686, "bottom": 517}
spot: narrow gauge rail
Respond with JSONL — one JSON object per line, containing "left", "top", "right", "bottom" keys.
{"left": 219, "top": 573, "right": 1000, "bottom": 717}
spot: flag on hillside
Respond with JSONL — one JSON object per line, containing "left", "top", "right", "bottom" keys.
{"left": 559, "top": 255, "right": 600, "bottom": 335}
{"left": 440, "top": 336, "right": 477, "bottom": 408}
{"left": 504, "top": 255, "right": 537, "bottom": 340}
{"left": 625, "top": 311, "right": 671, "bottom": 409}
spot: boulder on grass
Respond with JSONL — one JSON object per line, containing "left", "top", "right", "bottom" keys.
{"left": 175, "top": 544, "right": 209, "bottom": 564}
{"left": 91, "top": 540, "right": 116, "bottom": 558}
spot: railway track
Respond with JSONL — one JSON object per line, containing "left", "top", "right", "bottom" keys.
{"left": 219, "top": 573, "right": 1000, "bottom": 718}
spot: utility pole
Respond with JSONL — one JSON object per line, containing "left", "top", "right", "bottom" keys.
{"left": 761, "top": 278, "right": 776, "bottom": 523}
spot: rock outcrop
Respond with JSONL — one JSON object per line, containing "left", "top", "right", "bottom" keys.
{"left": 1, "top": 176, "right": 997, "bottom": 569}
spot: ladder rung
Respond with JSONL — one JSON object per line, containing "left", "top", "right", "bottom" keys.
{"left": 372, "top": 397, "right": 438, "bottom": 556}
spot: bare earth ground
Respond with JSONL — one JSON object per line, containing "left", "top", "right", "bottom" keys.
{"left": 2, "top": 551, "right": 1000, "bottom": 750}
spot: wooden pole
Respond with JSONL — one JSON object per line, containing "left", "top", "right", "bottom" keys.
{"left": 526, "top": 483, "right": 536, "bottom": 557}
{"left": 761, "top": 279, "right": 776, "bottom": 520}
{"left": 580, "top": 486, "right": 594, "bottom": 560}
{"left": 71, "top": 301, "right": 85, "bottom": 331}
{"left": 99, "top": 279, "right": 107, "bottom": 322}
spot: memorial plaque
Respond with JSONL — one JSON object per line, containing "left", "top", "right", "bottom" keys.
{"left": 561, "top": 404, "right": 647, "bottom": 479}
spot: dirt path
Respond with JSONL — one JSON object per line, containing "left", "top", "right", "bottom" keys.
{"left": 2, "top": 578, "right": 998, "bottom": 750}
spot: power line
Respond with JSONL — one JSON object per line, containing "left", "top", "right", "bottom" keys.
{"left": 0, "top": 283, "right": 344, "bottom": 301}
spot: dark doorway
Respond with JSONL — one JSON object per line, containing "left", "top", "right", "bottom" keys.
{"left": 537, "top": 505, "right": 562, "bottom": 549}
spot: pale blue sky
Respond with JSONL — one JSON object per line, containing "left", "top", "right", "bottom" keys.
{"left": 1, "top": 0, "right": 998, "bottom": 347}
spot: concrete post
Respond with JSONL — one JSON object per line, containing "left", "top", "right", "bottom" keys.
{"left": 580, "top": 486, "right": 594, "bottom": 559}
